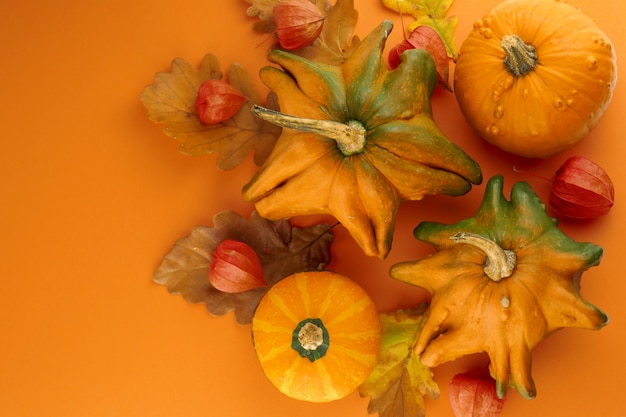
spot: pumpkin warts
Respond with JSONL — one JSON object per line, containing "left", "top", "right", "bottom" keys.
{"left": 390, "top": 175, "right": 608, "bottom": 399}
{"left": 454, "top": 0, "right": 618, "bottom": 158}
{"left": 243, "top": 20, "right": 482, "bottom": 259}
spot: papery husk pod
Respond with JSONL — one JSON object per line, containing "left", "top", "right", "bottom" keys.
{"left": 209, "top": 239, "right": 267, "bottom": 293}
{"left": 195, "top": 79, "right": 247, "bottom": 124}
{"left": 273, "top": 0, "right": 325, "bottom": 50}
{"left": 550, "top": 156, "right": 615, "bottom": 219}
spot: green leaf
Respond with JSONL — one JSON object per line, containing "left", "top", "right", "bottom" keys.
{"left": 380, "top": 0, "right": 458, "bottom": 57}
{"left": 359, "top": 303, "right": 440, "bottom": 417}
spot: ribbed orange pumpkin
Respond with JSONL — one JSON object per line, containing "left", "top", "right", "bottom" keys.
{"left": 251, "top": 271, "right": 381, "bottom": 402}
{"left": 454, "top": 0, "right": 617, "bottom": 158}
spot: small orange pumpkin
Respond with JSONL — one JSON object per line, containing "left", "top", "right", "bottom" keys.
{"left": 251, "top": 271, "right": 381, "bottom": 402}
{"left": 454, "top": 0, "right": 617, "bottom": 158}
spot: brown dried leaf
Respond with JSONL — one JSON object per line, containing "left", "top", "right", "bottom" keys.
{"left": 246, "top": 0, "right": 359, "bottom": 65}
{"left": 153, "top": 210, "right": 335, "bottom": 324}
{"left": 245, "top": 0, "right": 329, "bottom": 34}
{"left": 294, "top": 0, "right": 359, "bottom": 64}
{"left": 140, "top": 53, "right": 280, "bottom": 170}
{"left": 245, "top": 0, "right": 281, "bottom": 33}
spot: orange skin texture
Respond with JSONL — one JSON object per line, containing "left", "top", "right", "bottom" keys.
{"left": 390, "top": 175, "right": 608, "bottom": 399}
{"left": 243, "top": 21, "right": 482, "bottom": 259}
{"left": 251, "top": 271, "right": 381, "bottom": 402}
{"left": 454, "top": 0, "right": 617, "bottom": 158}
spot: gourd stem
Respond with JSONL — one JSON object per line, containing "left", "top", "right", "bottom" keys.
{"left": 450, "top": 232, "right": 517, "bottom": 282}
{"left": 252, "top": 104, "right": 367, "bottom": 155}
{"left": 298, "top": 321, "right": 324, "bottom": 350}
{"left": 501, "top": 34, "right": 537, "bottom": 77}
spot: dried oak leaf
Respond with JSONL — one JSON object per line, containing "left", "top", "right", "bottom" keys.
{"left": 245, "top": 0, "right": 329, "bottom": 34}
{"left": 140, "top": 53, "right": 280, "bottom": 170}
{"left": 360, "top": 304, "right": 440, "bottom": 417}
{"left": 381, "top": 0, "right": 458, "bottom": 58}
{"left": 245, "top": 0, "right": 282, "bottom": 33}
{"left": 246, "top": 0, "right": 359, "bottom": 65}
{"left": 293, "top": 0, "right": 360, "bottom": 65}
{"left": 153, "top": 210, "right": 335, "bottom": 324}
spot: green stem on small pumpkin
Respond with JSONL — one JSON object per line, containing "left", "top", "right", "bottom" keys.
{"left": 251, "top": 104, "right": 367, "bottom": 156}
{"left": 501, "top": 34, "right": 538, "bottom": 77}
{"left": 298, "top": 321, "right": 324, "bottom": 350}
{"left": 450, "top": 232, "right": 517, "bottom": 282}
{"left": 291, "top": 318, "right": 330, "bottom": 362}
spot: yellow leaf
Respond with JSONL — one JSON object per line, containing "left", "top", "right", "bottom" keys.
{"left": 409, "top": 15, "right": 458, "bottom": 57}
{"left": 380, "top": 0, "right": 458, "bottom": 57}
{"left": 140, "top": 53, "right": 280, "bottom": 170}
{"left": 359, "top": 304, "right": 440, "bottom": 417}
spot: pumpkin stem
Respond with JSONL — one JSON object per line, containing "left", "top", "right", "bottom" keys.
{"left": 292, "top": 318, "right": 330, "bottom": 362}
{"left": 298, "top": 321, "right": 324, "bottom": 350}
{"left": 252, "top": 104, "right": 367, "bottom": 156}
{"left": 450, "top": 232, "right": 517, "bottom": 282}
{"left": 501, "top": 34, "right": 537, "bottom": 77}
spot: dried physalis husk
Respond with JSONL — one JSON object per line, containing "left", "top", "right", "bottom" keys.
{"left": 550, "top": 156, "right": 615, "bottom": 219}
{"left": 449, "top": 370, "right": 506, "bottom": 417}
{"left": 209, "top": 239, "right": 267, "bottom": 293}
{"left": 388, "top": 25, "right": 451, "bottom": 90}
{"left": 195, "top": 79, "right": 247, "bottom": 124}
{"left": 273, "top": 0, "right": 325, "bottom": 50}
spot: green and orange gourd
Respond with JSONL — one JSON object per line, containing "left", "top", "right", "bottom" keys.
{"left": 243, "top": 20, "right": 482, "bottom": 259}
{"left": 390, "top": 175, "right": 608, "bottom": 399}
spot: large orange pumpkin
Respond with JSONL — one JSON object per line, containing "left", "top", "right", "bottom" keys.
{"left": 251, "top": 271, "right": 381, "bottom": 402}
{"left": 454, "top": 0, "right": 617, "bottom": 158}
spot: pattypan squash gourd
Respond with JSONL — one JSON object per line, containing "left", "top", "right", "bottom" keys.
{"left": 243, "top": 20, "right": 482, "bottom": 259}
{"left": 390, "top": 175, "right": 608, "bottom": 399}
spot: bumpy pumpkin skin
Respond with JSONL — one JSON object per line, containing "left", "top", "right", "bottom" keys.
{"left": 243, "top": 20, "right": 482, "bottom": 259}
{"left": 251, "top": 271, "right": 382, "bottom": 403}
{"left": 390, "top": 175, "right": 608, "bottom": 399}
{"left": 454, "top": 0, "right": 617, "bottom": 158}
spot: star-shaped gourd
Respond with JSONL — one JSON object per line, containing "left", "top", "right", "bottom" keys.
{"left": 390, "top": 175, "right": 608, "bottom": 399}
{"left": 242, "top": 20, "right": 482, "bottom": 259}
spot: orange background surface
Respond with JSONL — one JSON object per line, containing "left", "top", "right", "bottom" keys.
{"left": 1, "top": 0, "right": 624, "bottom": 416}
